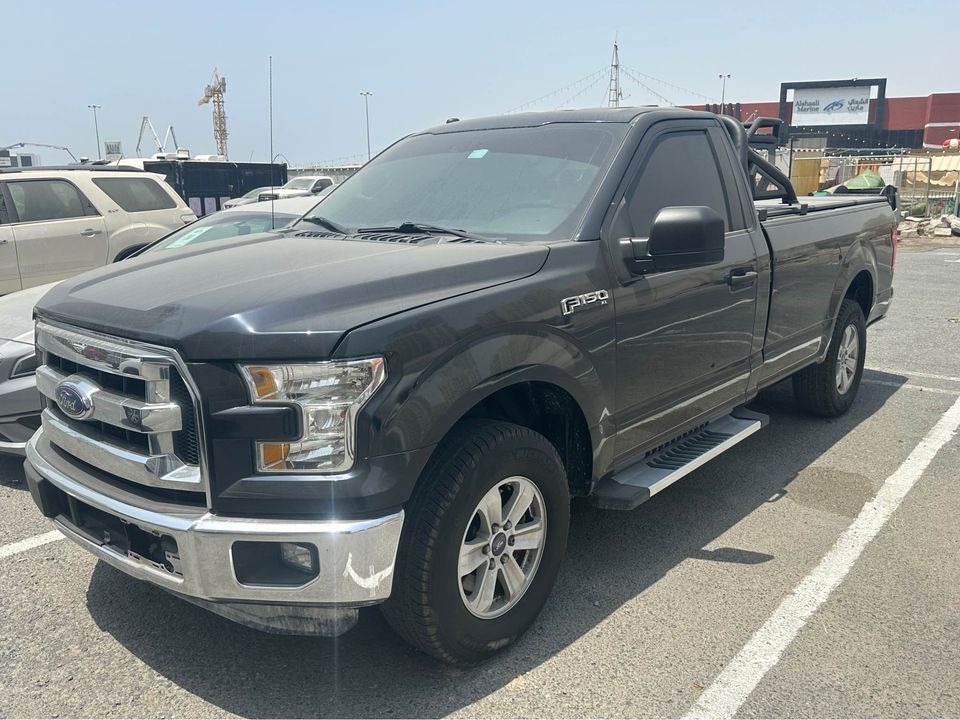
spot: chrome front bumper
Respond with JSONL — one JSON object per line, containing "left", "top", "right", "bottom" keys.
{"left": 25, "top": 431, "right": 404, "bottom": 609}
{"left": 0, "top": 438, "right": 28, "bottom": 455}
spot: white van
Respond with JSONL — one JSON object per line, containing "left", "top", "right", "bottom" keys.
{"left": 0, "top": 166, "right": 196, "bottom": 294}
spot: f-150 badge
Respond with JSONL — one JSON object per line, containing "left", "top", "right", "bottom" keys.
{"left": 561, "top": 290, "right": 610, "bottom": 316}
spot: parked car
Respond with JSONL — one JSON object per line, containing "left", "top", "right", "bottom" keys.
{"left": 260, "top": 174, "right": 335, "bottom": 200}
{"left": 24, "top": 108, "right": 895, "bottom": 663}
{"left": 0, "top": 195, "right": 321, "bottom": 456}
{"left": 0, "top": 285, "right": 46, "bottom": 454}
{"left": 222, "top": 186, "right": 273, "bottom": 209}
{"left": 0, "top": 166, "right": 196, "bottom": 294}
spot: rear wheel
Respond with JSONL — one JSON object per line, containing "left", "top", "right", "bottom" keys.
{"left": 792, "top": 298, "right": 866, "bottom": 417}
{"left": 382, "top": 420, "right": 569, "bottom": 664}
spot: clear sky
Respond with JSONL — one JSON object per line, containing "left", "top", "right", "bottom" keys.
{"left": 3, "top": 0, "right": 953, "bottom": 165}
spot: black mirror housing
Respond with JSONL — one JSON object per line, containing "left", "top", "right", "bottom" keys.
{"left": 647, "top": 206, "right": 725, "bottom": 271}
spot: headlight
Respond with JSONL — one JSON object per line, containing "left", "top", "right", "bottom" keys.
{"left": 239, "top": 358, "right": 386, "bottom": 473}
{"left": 11, "top": 350, "right": 39, "bottom": 379}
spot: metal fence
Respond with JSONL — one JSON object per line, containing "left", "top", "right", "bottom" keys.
{"left": 787, "top": 153, "right": 959, "bottom": 217}
{"left": 288, "top": 164, "right": 363, "bottom": 184}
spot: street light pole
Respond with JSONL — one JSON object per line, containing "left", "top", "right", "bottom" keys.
{"left": 718, "top": 74, "right": 731, "bottom": 113}
{"left": 360, "top": 91, "right": 373, "bottom": 161}
{"left": 87, "top": 104, "right": 102, "bottom": 160}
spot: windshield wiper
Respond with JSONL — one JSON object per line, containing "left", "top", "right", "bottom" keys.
{"left": 356, "top": 221, "right": 489, "bottom": 241}
{"left": 296, "top": 215, "right": 347, "bottom": 234}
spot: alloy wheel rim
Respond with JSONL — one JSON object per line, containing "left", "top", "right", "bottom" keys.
{"left": 836, "top": 324, "right": 860, "bottom": 395}
{"left": 458, "top": 476, "right": 546, "bottom": 619}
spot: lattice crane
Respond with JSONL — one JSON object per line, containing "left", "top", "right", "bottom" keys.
{"left": 198, "top": 67, "right": 228, "bottom": 158}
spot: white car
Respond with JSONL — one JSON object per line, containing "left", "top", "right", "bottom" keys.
{"left": 261, "top": 175, "right": 335, "bottom": 200}
{"left": 0, "top": 166, "right": 196, "bottom": 294}
{"left": 132, "top": 194, "right": 324, "bottom": 252}
{"left": 222, "top": 186, "right": 273, "bottom": 209}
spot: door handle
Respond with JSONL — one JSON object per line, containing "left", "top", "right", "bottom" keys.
{"left": 79, "top": 228, "right": 102, "bottom": 237}
{"left": 727, "top": 268, "right": 758, "bottom": 288}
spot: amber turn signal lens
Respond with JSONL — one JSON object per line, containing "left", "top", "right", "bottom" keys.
{"left": 260, "top": 442, "right": 290, "bottom": 468}
{"left": 246, "top": 366, "right": 278, "bottom": 400}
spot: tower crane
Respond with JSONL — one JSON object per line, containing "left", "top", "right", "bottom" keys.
{"left": 198, "top": 67, "right": 228, "bottom": 158}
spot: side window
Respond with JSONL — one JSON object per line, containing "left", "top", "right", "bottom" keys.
{"left": 625, "top": 130, "right": 734, "bottom": 237}
{"left": 92, "top": 177, "right": 178, "bottom": 212}
{"left": 7, "top": 180, "right": 87, "bottom": 223}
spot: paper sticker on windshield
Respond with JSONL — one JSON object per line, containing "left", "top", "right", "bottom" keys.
{"left": 467, "top": 149, "right": 488, "bottom": 159}
{"left": 166, "top": 226, "right": 212, "bottom": 248}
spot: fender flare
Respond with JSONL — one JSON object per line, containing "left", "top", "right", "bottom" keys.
{"left": 373, "top": 328, "right": 610, "bottom": 457}
{"left": 818, "top": 241, "right": 877, "bottom": 361}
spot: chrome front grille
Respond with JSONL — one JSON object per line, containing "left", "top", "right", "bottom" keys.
{"left": 35, "top": 322, "right": 207, "bottom": 504}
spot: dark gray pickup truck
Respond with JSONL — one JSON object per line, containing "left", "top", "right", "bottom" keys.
{"left": 24, "top": 108, "right": 895, "bottom": 663}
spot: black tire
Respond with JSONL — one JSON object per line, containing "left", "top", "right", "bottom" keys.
{"left": 792, "top": 298, "right": 866, "bottom": 417}
{"left": 382, "top": 419, "right": 570, "bottom": 664}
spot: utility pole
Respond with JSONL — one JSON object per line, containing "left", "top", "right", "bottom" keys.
{"left": 608, "top": 42, "right": 622, "bottom": 108}
{"left": 361, "top": 91, "right": 373, "bottom": 161}
{"left": 718, "top": 73, "right": 731, "bottom": 113}
{"left": 87, "top": 104, "right": 102, "bottom": 160}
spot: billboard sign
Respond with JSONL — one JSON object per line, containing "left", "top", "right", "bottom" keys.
{"left": 792, "top": 86, "right": 872, "bottom": 126}
{"left": 104, "top": 141, "right": 123, "bottom": 162}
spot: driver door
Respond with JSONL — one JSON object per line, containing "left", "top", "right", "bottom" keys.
{"left": 608, "top": 121, "right": 759, "bottom": 462}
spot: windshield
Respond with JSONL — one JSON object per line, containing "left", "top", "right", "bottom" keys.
{"left": 296, "top": 123, "right": 628, "bottom": 241}
{"left": 283, "top": 177, "right": 315, "bottom": 190}
{"left": 147, "top": 211, "right": 299, "bottom": 252}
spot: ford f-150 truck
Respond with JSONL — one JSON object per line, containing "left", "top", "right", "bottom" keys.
{"left": 24, "top": 108, "right": 895, "bottom": 664}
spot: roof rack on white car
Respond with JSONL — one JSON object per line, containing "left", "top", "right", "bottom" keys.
{"left": 0, "top": 165, "right": 147, "bottom": 174}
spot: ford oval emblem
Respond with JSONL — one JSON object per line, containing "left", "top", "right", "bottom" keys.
{"left": 55, "top": 383, "right": 92, "bottom": 420}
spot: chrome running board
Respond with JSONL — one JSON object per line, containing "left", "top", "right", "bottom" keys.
{"left": 593, "top": 409, "right": 768, "bottom": 510}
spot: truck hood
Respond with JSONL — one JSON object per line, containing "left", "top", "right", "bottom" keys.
{"left": 34, "top": 233, "right": 549, "bottom": 361}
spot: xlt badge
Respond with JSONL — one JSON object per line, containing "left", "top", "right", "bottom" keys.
{"left": 561, "top": 290, "right": 610, "bottom": 316}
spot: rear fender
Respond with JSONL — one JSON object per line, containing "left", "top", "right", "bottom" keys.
{"left": 818, "top": 239, "right": 877, "bottom": 362}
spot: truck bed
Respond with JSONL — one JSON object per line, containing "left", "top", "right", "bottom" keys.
{"left": 756, "top": 194, "right": 889, "bottom": 220}
{"left": 754, "top": 194, "right": 895, "bottom": 387}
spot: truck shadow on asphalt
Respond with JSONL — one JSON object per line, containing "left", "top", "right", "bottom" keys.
{"left": 84, "top": 373, "right": 908, "bottom": 718}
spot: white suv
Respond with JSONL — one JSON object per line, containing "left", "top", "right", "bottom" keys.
{"left": 0, "top": 167, "right": 196, "bottom": 294}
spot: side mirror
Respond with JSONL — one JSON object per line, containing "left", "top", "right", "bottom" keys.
{"left": 619, "top": 206, "right": 724, "bottom": 274}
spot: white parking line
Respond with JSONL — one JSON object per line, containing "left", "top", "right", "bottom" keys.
{"left": 866, "top": 367, "right": 960, "bottom": 384}
{"left": 684, "top": 393, "right": 960, "bottom": 719}
{"left": 0, "top": 530, "right": 64, "bottom": 560}
{"left": 862, "top": 379, "right": 960, "bottom": 395}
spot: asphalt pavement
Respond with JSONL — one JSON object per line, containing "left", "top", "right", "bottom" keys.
{"left": 1, "top": 246, "right": 958, "bottom": 718}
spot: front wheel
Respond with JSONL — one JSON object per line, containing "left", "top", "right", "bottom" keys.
{"left": 382, "top": 420, "right": 570, "bottom": 664}
{"left": 792, "top": 298, "right": 867, "bottom": 417}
